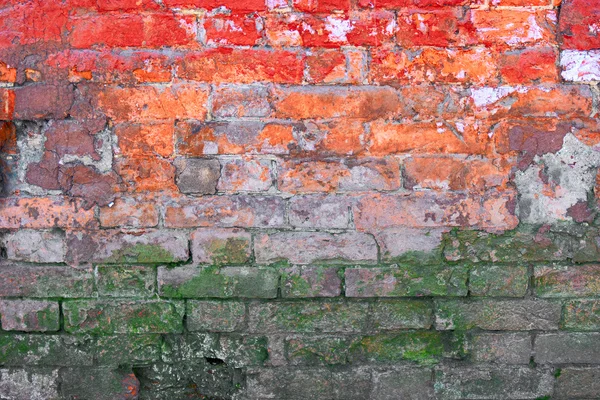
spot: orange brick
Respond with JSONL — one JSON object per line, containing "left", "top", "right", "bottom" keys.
{"left": 470, "top": 10, "right": 557, "bottom": 48}
{"left": 499, "top": 48, "right": 558, "bottom": 84}
{"left": 0, "top": 197, "right": 97, "bottom": 229}
{"left": 115, "top": 157, "right": 177, "bottom": 192}
{"left": 99, "top": 198, "right": 159, "bottom": 228}
{"left": 0, "top": 62, "right": 17, "bottom": 83}
{"left": 204, "top": 13, "right": 264, "bottom": 46}
{"left": 115, "top": 123, "right": 175, "bottom": 158}
{"left": 0, "top": 89, "right": 15, "bottom": 120}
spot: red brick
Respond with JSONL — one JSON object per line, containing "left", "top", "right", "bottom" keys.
{"left": 0, "top": 1, "right": 67, "bottom": 47}
{"left": 96, "top": 84, "right": 209, "bottom": 122}
{"left": 0, "top": 121, "right": 16, "bottom": 154}
{"left": 68, "top": 14, "right": 197, "bottom": 49}
{"left": 559, "top": 0, "right": 600, "bottom": 50}
{"left": 218, "top": 157, "right": 273, "bottom": 193}
{"left": 367, "top": 119, "right": 488, "bottom": 156}
{"left": 291, "top": 120, "right": 367, "bottom": 156}
{"left": 115, "top": 157, "right": 177, "bottom": 193}
{"left": 13, "top": 85, "right": 74, "bottom": 120}
{"left": 0, "top": 197, "right": 97, "bottom": 229}
{"left": 277, "top": 157, "right": 401, "bottom": 193}
{"left": 370, "top": 47, "right": 498, "bottom": 85}
{"left": 204, "top": 13, "right": 264, "bottom": 46}
{"left": 397, "top": 9, "right": 472, "bottom": 48}
{"left": 0, "top": 89, "right": 14, "bottom": 120}
{"left": 115, "top": 123, "right": 175, "bottom": 157}
{"left": 98, "top": 198, "right": 159, "bottom": 228}
{"left": 293, "top": 0, "right": 351, "bottom": 12}
{"left": 499, "top": 48, "right": 558, "bottom": 84}
{"left": 272, "top": 86, "right": 400, "bottom": 120}
{"left": 162, "top": 0, "right": 267, "bottom": 10}
{"left": 470, "top": 10, "right": 557, "bottom": 48}
{"left": 397, "top": 85, "right": 470, "bottom": 120}
{"left": 176, "top": 49, "right": 304, "bottom": 84}
{"left": 358, "top": 0, "right": 469, "bottom": 7}
{"left": 95, "top": 0, "right": 161, "bottom": 11}
{"left": 306, "top": 50, "right": 347, "bottom": 84}
{"left": 212, "top": 85, "right": 272, "bottom": 118}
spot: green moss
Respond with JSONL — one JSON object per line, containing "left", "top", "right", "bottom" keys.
{"left": 105, "top": 244, "right": 178, "bottom": 264}
{"left": 348, "top": 332, "right": 448, "bottom": 365}
{"left": 554, "top": 368, "right": 562, "bottom": 378}
{"left": 209, "top": 238, "right": 250, "bottom": 265}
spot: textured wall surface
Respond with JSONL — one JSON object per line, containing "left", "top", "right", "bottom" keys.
{"left": 0, "top": 0, "right": 599, "bottom": 398}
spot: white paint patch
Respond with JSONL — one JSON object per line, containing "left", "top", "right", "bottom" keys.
{"left": 560, "top": 50, "right": 600, "bottom": 82}
{"left": 325, "top": 16, "right": 353, "bottom": 43}
{"left": 470, "top": 87, "right": 516, "bottom": 108}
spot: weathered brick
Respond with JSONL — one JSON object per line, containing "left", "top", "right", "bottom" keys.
{"left": 0, "top": 230, "right": 65, "bottom": 263}
{"left": 191, "top": 228, "right": 251, "bottom": 265}
{"left": 288, "top": 195, "right": 352, "bottom": 229}
{"left": 0, "top": 197, "right": 96, "bottom": 229}
{"left": 435, "top": 300, "right": 561, "bottom": 331}
{"left": 0, "top": 368, "right": 59, "bottom": 400}
{"left": 281, "top": 266, "right": 342, "bottom": 298}
{"left": 467, "top": 333, "right": 531, "bottom": 364}
{"left": 254, "top": 232, "right": 378, "bottom": 265}
{"left": 114, "top": 123, "right": 174, "bottom": 157}
{"left": 535, "top": 264, "right": 600, "bottom": 297}
{"left": 559, "top": 0, "right": 600, "bottom": 50}
{"left": 94, "top": 334, "right": 161, "bottom": 365}
{"left": 115, "top": 156, "right": 177, "bottom": 193}
{"left": 469, "top": 265, "right": 529, "bottom": 297}
{"left": 66, "top": 229, "right": 189, "bottom": 265}
{"left": 375, "top": 227, "right": 446, "bottom": 263}
{"left": 60, "top": 367, "right": 140, "bottom": 400}
{"left": 535, "top": 332, "right": 600, "bottom": 364}
{"left": 285, "top": 335, "right": 352, "bottom": 365}
{"left": 204, "top": 13, "right": 263, "bottom": 46}
{"left": 174, "top": 157, "right": 221, "bottom": 195}
{"left": 158, "top": 265, "right": 279, "bottom": 299}
{"left": 212, "top": 85, "right": 272, "bottom": 118}
{"left": 218, "top": 157, "right": 273, "bottom": 192}
{"left": 370, "top": 368, "right": 434, "bottom": 400}
{"left": 555, "top": 368, "right": 600, "bottom": 399}
{"left": 63, "top": 300, "right": 184, "bottom": 334}
{"left": 13, "top": 85, "right": 74, "bottom": 120}
{"left": 98, "top": 198, "right": 159, "bottom": 228}
{"left": 0, "top": 300, "right": 59, "bottom": 332}
{"left": 434, "top": 366, "right": 554, "bottom": 400}
{"left": 499, "top": 47, "right": 558, "bottom": 84}
{"left": 563, "top": 300, "right": 600, "bottom": 331}
{"left": 370, "top": 300, "right": 433, "bottom": 330}
{"left": 248, "top": 301, "right": 368, "bottom": 333}
{"left": 186, "top": 301, "right": 246, "bottom": 332}
{"left": 164, "top": 195, "right": 286, "bottom": 228}
{"left": 0, "top": 334, "right": 93, "bottom": 366}
{"left": 96, "top": 266, "right": 156, "bottom": 297}
{"left": 0, "top": 264, "right": 94, "bottom": 298}
{"left": 560, "top": 50, "right": 600, "bottom": 82}
{"left": 345, "top": 265, "right": 468, "bottom": 297}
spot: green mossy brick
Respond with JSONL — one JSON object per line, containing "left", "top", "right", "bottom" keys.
{"left": 0, "top": 300, "right": 59, "bottom": 332}
{"left": 0, "top": 334, "right": 93, "bottom": 366}
{"left": 96, "top": 265, "right": 156, "bottom": 297}
{"left": 158, "top": 265, "right": 279, "bottom": 299}
{"left": 94, "top": 335, "right": 162, "bottom": 366}
{"left": 285, "top": 336, "right": 351, "bottom": 365}
{"left": 63, "top": 300, "right": 185, "bottom": 335}
{"left": 370, "top": 300, "right": 434, "bottom": 330}
{"left": 280, "top": 266, "right": 342, "bottom": 298}
{"left": 535, "top": 265, "right": 600, "bottom": 298}
{"left": 345, "top": 264, "right": 468, "bottom": 297}
{"left": 469, "top": 265, "right": 529, "bottom": 297}
{"left": 186, "top": 300, "right": 246, "bottom": 332}
{"left": 248, "top": 301, "right": 368, "bottom": 334}
{"left": 348, "top": 332, "right": 463, "bottom": 365}
{"left": 562, "top": 300, "right": 600, "bottom": 331}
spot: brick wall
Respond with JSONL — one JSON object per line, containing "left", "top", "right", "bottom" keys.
{"left": 0, "top": 0, "right": 599, "bottom": 398}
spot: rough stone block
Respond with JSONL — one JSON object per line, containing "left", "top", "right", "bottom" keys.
{"left": 467, "top": 333, "right": 532, "bottom": 364}
{"left": 174, "top": 157, "right": 221, "bottom": 194}
{"left": 469, "top": 265, "right": 529, "bottom": 297}
{"left": 96, "top": 265, "right": 156, "bottom": 297}
{"left": 0, "top": 300, "right": 59, "bottom": 332}
{"left": 281, "top": 266, "right": 342, "bottom": 298}
{"left": 186, "top": 300, "right": 246, "bottom": 332}
{"left": 191, "top": 228, "right": 251, "bottom": 265}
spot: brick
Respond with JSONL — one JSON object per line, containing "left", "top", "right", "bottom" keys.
{"left": 96, "top": 266, "right": 156, "bottom": 297}
{"left": 376, "top": 228, "right": 445, "bottom": 263}
{"left": 218, "top": 157, "right": 273, "bottom": 192}
{"left": 0, "top": 264, "right": 94, "bottom": 298}
{"left": 60, "top": 367, "right": 140, "bottom": 400}
{"left": 176, "top": 49, "right": 304, "bottom": 84}
{"left": 281, "top": 266, "right": 342, "bottom": 298}
{"left": 280, "top": 120, "right": 367, "bottom": 156}
{"left": 0, "top": 197, "right": 96, "bottom": 229}
{"left": 96, "top": 84, "right": 209, "bottom": 122}
{"left": 98, "top": 198, "right": 159, "bottom": 228}
{"left": 435, "top": 300, "right": 561, "bottom": 331}
{"left": 248, "top": 302, "right": 368, "bottom": 333}
{"left": 370, "top": 368, "right": 434, "bottom": 400}
{"left": 0, "top": 300, "right": 59, "bottom": 332}
{"left": 0, "top": 62, "right": 16, "bottom": 83}
{"left": 555, "top": 368, "right": 600, "bottom": 399}
{"left": 288, "top": 195, "right": 352, "bottom": 229}
{"left": 499, "top": 48, "right": 558, "bottom": 84}
{"left": 13, "top": 85, "right": 73, "bottom": 120}
{"left": 272, "top": 86, "right": 399, "bottom": 120}
{"left": 115, "top": 156, "right": 177, "bottom": 192}
{"left": 114, "top": 123, "right": 174, "bottom": 157}
{"left": 370, "top": 48, "right": 498, "bottom": 85}
{"left": 469, "top": 265, "right": 529, "bottom": 297}
{"left": 65, "top": 229, "right": 189, "bottom": 265}
{"left": 345, "top": 265, "right": 468, "bottom": 297}
{"left": 348, "top": 332, "right": 462, "bottom": 364}
{"left": 563, "top": 300, "right": 600, "bottom": 331}
{"left": 162, "top": 0, "right": 267, "bottom": 10}
{"left": 204, "top": 13, "right": 264, "bottom": 46}
{"left": 0, "top": 368, "right": 59, "bottom": 400}
{"left": 403, "top": 157, "right": 509, "bottom": 192}
{"left": 353, "top": 192, "right": 519, "bottom": 232}
{"left": 68, "top": 13, "right": 197, "bottom": 48}
{"left": 158, "top": 265, "right": 279, "bottom": 299}
{"left": 434, "top": 366, "right": 554, "bottom": 400}
{"left": 0, "top": 334, "right": 93, "bottom": 366}
{"left": 558, "top": 0, "right": 600, "bottom": 50}
{"left": 370, "top": 300, "right": 433, "bottom": 330}
{"left": 305, "top": 50, "right": 348, "bottom": 84}
{"left": 174, "top": 158, "right": 221, "bottom": 195}
{"left": 367, "top": 120, "right": 488, "bottom": 155}
{"left": 63, "top": 300, "right": 184, "bottom": 334}
{"left": 0, "top": 89, "right": 15, "bottom": 120}
{"left": 535, "top": 333, "right": 600, "bottom": 364}
{"left": 285, "top": 336, "right": 352, "bottom": 365}
{"left": 164, "top": 195, "right": 286, "bottom": 228}
{"left": 191, "top": 228, "right": 251, "bottom": 265}
{"left": 293, "top": 0, "right": 351, "bottom": 12}
{"left": 0, "top": 230, "right": 65, "bottom": 263}
{"left": 186, "top": 300, "right": 246, "bottom": 332}
{"left": 94, "top": 334, "right": 161, "bottom": 365}
{"left": 467, "top": 333, "right": 531, "bottom": 364}
{"left": 212, "top": 85, "right": 272, "bottom": 118}
{"left": 535, "top": 264, "right": 600, "bottom": 297}
{"left": 560, "top": 50, "right": 600, "bottom": 82}
{"left": 254, "top": 232, "right": 378, "bottom": 265}
{"left": 396, "top": 9, "right": 471, "bottom": 48}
